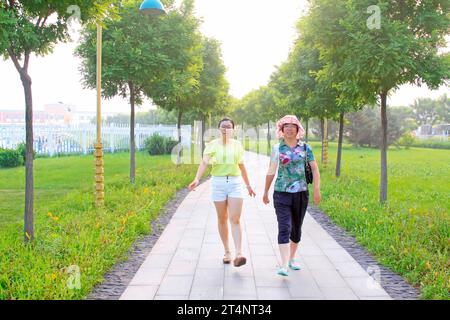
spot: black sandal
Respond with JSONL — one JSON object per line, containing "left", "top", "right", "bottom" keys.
{"left": 233, "top": 255, "right": 247, "bottom": 267}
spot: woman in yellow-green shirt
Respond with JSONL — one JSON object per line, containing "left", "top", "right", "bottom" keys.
{"left": 189, "top": 117, "right": 256, "bottom": 267}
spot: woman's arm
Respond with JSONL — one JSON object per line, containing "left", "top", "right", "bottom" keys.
{"left": 238, "top": 163, "right": 256, "bottom": 197}
{"left": 188, "top": 155, "right": 211, "bottom": 191}
{"left": 309, "top": 160, "right": 321, "bottom": 205}
{"left": 263, "top": 161, "right": 278, "bottom": 204}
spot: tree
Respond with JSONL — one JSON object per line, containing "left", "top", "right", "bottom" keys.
{"left": 102, "top": 108, "right": 179, "bottom": 125}
{"left": 288, "top": 41, "right": 341, "bottom": 169}
{"left": 436, "top": 94, "right": 450, "bottom": 124}
{"left": 76, "top": 0, "right": 182, "bottom": 183}
{"left": 229, "top": 96, "right": 248, "bottom": 142}
{"left": 257, "top": 86, "right": 277, "bottom": 155}
{"left": 303, "top": 0, "right": 449, "bottom": 202}
{"left": 296, "top": 5, "right": 367, "bottom": 176}
{"left": 280, "top": 41, "right": 318, "bottom": 141}
{"left": 346, "top": 106, "right": 416, "bottom": 148}
{"left": 187, "top": 36, "right": 229, "bottom": 154}
{"left": 238, "top": 89, "right": 265, "bottom": 152}
{"left": 148, "top": 0, "right": 203, "bottom": 166}
{"left": 0, "top": 0, "right": 117, "bottom": 242}
{"left": 411, "top": 94, "right": 450, "bottom": 126}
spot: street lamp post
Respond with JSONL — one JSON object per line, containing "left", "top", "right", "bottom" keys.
{"left": 94, "top": 0, "right": 166, "bottom": 207}
{"left": 94, "top": 23, "right": 104, "bottom": 207}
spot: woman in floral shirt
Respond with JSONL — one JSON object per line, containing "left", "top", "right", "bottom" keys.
{"left": 263, "top": 115, "right": 321, "bottom": 276}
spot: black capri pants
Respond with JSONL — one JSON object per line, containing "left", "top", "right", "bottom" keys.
{"left": 273, "top": 190, "right": 309, "bottom": 244}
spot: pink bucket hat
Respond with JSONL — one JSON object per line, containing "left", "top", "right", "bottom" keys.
{"left": 276, "top": 115, "right": 305, "bottom": 140}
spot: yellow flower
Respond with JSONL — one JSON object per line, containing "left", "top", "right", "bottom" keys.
{"left": 100, "top": 235, "right": 109, "bottom": 244}
{"left": 48, "top": 212, "right": 61, "bottom": 221}
{"left": 51, "top": 273, "right": 57, "bottom": 281}
{"left": 362, "top": 207, "right": 368, "bottom": 212}
{"left": 143, "top": 188, "right": 149, "bottom": 194}
{"left": 408, "top": 208, "right": 414, "bottom": 214}
{"left": 425, "top": 261, "right": 431, "bottom": 270}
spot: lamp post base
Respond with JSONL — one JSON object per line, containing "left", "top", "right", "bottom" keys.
{"left": 94, "top": 142, "right": 105, "bottom": 207}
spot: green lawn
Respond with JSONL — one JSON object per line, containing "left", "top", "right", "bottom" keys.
{"left": 247, "top": 140, "right": 450, "bottom": 300}
{"left": 0, "top": 152, "right": 198, "bottom": 299}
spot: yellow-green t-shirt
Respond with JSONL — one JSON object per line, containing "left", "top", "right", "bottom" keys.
{"left": 204, "top": 139, "right": 244, "bottom": 176}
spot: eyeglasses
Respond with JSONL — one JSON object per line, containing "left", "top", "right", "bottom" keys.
{"left": 220, "top": 126, "right": 233, "bottom": 129}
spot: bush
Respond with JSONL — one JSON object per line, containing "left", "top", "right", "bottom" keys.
{"left": 16, "top": 142, "right": 36, "bottom": 163}
{"left": 145, "top": 134, "right": 165, "bottom": 155}
{"left": 0, "top": 148, "right": 23, "bottom": 168}
{"left": 396, "top": 135, "right": 450, "bottom": 150}
{"left": 410, "top": 138, "right": 450, "bottom": 150}
{"left": 398, "top": 132, "right": 416, "bottom": 149}
{"left": 144, "top": 133, "right": 178, "bottom": 155}
{"left": 164, "top": 139, "right": 179, "bottom": 155}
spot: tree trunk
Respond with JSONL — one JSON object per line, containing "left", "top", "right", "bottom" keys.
{"left": 201, "top": 114, "right": 206, "bottom": 154}
{"left": 335, "top": 112, "right": 345, "bottom": 177}
{"left": 267, "top": 121, "right": 271, "bottom": 155}
{"left": 22, "top": 71, "right": 34, "bottom": 242}
{"left": 323, "top": 118, "right": 328, "bottom": 168}
{"left": 305, "top": 118, "right": 309, "bottom": 143}
{"left": 256, "top": 125, "right": 260, "bottom": 153}
{"left": 380, "top": 91, "right": 388, "bottom": 203}
{"left": 8, "top": 49, "right": 34, "bottom": 242}
{"left": 129, "top": 82, "right": 136, "bottom": 183}
{"left": 177, "top": 111, "right": 182, "bottom": 166}
{"left": 320, "top": 118, "right": 324, "bottom": 163}
{"left": 242, "top": 123, "right": 245, "bottom": 145}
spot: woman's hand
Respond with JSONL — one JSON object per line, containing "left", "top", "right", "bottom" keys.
{"left": 188, "top": 179, "right": 199, "bottom": 191}
{"left": 246, "top": 185, "right": 256, "bottom": 197}
{"left": 263, "top": 192, "right": 270, "bottom": 205}
{"left": 313, "top": 187, "right": 321, "bottom": 205}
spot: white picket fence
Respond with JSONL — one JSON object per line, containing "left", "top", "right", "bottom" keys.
{"left": 0, "top": 123, "right": 192, "bottom": 156}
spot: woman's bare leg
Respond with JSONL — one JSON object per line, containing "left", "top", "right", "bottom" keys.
{"left": 279, "top": 243, "right": 290, "bottom": 268}
{"left": 289, "top": 240, "right": 299, "bottom": 260}
{"left": 214, "top": 200, "right": 230, "bottom": 254}
{"left": 227, "top": 197, "right": 244, "bottom": 257}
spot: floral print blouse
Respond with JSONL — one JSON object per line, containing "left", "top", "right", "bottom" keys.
{"left": 270, "top": 139, "right": 315, "bottom": 193}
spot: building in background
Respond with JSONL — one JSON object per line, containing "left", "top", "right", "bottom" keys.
{"left": 415, "top": 124, "right": 450, "bottom": 139}
{"left": 0, "top": 102, "right": 118, "bottom": 125}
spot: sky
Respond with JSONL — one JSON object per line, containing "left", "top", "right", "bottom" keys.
{"left": 0, "top": 0, "right": 448, "bottom": 113}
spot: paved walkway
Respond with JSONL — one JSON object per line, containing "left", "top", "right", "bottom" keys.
{"left": 120, "top": 152, "right": 392, "bottom": 300}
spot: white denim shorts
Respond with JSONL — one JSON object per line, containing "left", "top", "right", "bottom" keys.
{"left": 210, "top": 175, "right": 244, "bottom": 202}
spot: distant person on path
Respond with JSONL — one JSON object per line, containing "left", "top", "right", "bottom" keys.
{"left": 189, "top": 117, "right": 256, "bottom": 267}
{"left": 263, "top": 115, "right": 321, "bottom": 276}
